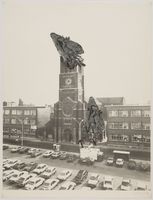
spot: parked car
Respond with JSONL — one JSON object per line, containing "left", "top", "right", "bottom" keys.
{"left": 16, "top": 173, "right": 37, "bottom": 187}
{"left": 25, "top": 177, "right": 45, "bottom": 190}
{"left": 40, "top": 167, "right": 56, "bottom": 179}
{"left": 87, "top": 173, "right": 100, "bottom": 188}
{"left": 59, "top": 152, "right": 67, "bottom": 160}
{"left": 51, "top": 151, "right": 61, "bottom": 159}
{"left": 116, "top": 158, "right": 124, "bottom": 167}
{"left": 23, "top": 162, "right": 38, "bottom": 172}
{"left": 3, "top": 170, "right": 18, "bottom": 182}
{"left": 106, "top": 157, "right": 114, "bottom": 166}
{"left": 31, "top": 150, "right": 42, "bottom": 158}
{"left": 79, "top": 158, "right": 94, "bottom": 166}
{"left": 67, "top": 155, "right": 76, "bottom": 163}
{"left": 57, "top": 169, "right": 72, "bottom": 181}
{"left": 73, "top": 170, "right": 88, "bottom": 185}
{"left": 27, "top": 148, "right": 37, "bottom": 155}
{"left": 19, "top": 147, "right": 30, "bottom": 154}
{"left": 11, "top": 146, "right": 22, "bottom": 153}
{"left": 4, "top": 159, "right": 20, "bottom": 170}
{"left": 120, "top": 178, "right": 131, "bottom": 191}
{"left": 39, "top": 178, "right": 59, "bottom": 190}
{"left": 100, "top": 176, "right": 113, "bottom": 190}
{"left": 43, "top": 150, "right": 54, "bottom": 158}
{"left": 59, "top": 181, "right": 76, "bottom": 190}
{"left": 135, "top": 182, "right": 148, "bottom": 191}
{"left": 8, "top": 171, "right": 28, "bottom": 184}
{"left": 3, "top": 145, "right": 9, "bottom": 150}
{"left": 32, "top": 164, "right": 48, "bottom": 175}
{"left": 13, "top": 161, "right": 26, "bottom": 170}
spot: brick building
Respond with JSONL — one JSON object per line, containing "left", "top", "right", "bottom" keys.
{"left": 3, "top": 105, "right": 51, "bottom": 137}
{"left": 105, "top": 105, "right": 151, "bottom": 146}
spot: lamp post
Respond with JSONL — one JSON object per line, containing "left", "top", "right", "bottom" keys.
{"left": 73, "top": 118, "right": 84, "bottom": 140}
{"left": 16, "top": 117, "right": 29, "bottom": 146}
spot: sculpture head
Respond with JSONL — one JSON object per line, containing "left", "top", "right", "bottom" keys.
{"left": 50, "top": 32, "right": 85, "bottom": 68}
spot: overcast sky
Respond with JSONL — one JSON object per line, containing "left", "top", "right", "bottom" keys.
{"left": 2, "top": 0, "right": 152, "bottom": 106}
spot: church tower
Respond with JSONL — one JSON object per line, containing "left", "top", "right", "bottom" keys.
{"left": 54, "top": 57, "right": 85, "bottom": 143}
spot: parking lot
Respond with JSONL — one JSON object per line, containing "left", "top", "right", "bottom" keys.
{"left": 3, "top": 144, "right": 151, "bottom": 191}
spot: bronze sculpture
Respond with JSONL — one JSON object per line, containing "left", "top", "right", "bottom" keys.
{"left": 50, "top": 32, "right": 85, "bottom": 69}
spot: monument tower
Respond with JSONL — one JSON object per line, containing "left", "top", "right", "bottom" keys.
{"left": 51, "top": 33, "right": 85, "bottom": 143}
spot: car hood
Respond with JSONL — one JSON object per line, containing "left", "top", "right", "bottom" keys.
{"left": 121, "top": 185, "right": 130, "bottom": 190}
{"left": 88, "top": 180, "right": 98, "bottom": 185}
{"left": 25, "top": 185, "right": 35, "bottom": 190}
{"left": 103, "top": 183, "right": 112, "bottom": 189}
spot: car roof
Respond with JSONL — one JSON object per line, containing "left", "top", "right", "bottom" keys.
{"left": 38, "top": 164, "right": 46, "bottom": 167}
{"left": 90, "top": 173, "right": 98, "bottom": 177}
{"left": 61, "top": 169, "right": 71, "bottom": 173}
{"left": 45, "top": 178, "right": 59, "bottom": 183}
{"left": 104, "top": 176, "right": 113, "bottom": 181}
{"left": 61, "top": 181, "right": 76, "bottom": 187}
{"left": 122, "top": 178, "right": 130, "bottom": 182}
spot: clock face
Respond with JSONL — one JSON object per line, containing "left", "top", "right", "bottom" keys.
{"left": 65, "top": 78, "right": 72, "bottom": 85}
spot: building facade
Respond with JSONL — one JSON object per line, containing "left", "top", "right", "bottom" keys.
{"left": 3, "top": 105, "right": 51, "bottom": 137}
{"left": 105, "top": 105, "right": 151, "bottom": 146}
{"left": 54, "top": 57, "right": 85, "bottom": 143}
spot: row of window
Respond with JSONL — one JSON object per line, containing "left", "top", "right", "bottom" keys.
{"left": 4, "top": 118, "right": 36, "bottom": 125}
{"left": 109, "top": 134, "right": 150, "bottom": 143}
{"left": 4, "top": 109, "right": 36, "bottom": 116}
{"left": 108, "top": 122, "right": 150, "bottom": 130}
{"left": 3, "top": 127, "right": 36, "bottom": 134}
{"left": 108, "top": 110, "right": 150, "bottom": 117}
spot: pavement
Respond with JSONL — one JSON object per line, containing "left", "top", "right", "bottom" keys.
{"left": 3, "top": 144, "right": 151, "bottom": 191}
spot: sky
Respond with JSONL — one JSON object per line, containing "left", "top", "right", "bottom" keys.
{"left": 2, "top": 0, "right": 152, "bottom": 106}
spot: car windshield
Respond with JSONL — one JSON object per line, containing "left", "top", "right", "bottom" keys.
{"left": 37, "top": 166, "right": 43, "bottom": 169}
{"left": 12, "top": 174, "right": 18, "bottom": 177}
{"left": 45, "top": 169, "right": 51, "bottom": 173}
{"left": 19, "top": 177, "right": 25, "bottom": 181}
{"left": 90, "top": 176, "right": 97, "bottom": 180}
{"left": 122, "top": 181, "right": 129, "bottom": 186}
{"left": 60, "top": 172, "right": 65, "bottom": 176}
{"left": 105, "top": 181, "right": 111, "bottom": 184}
{"left": 28, "top": 181, "right": 34, "bottom": 185}
{"left": 108, "top": 158, "right": 113, "bottom": 161}
{"left": 60, "top": 187, "right": 66, "bottom": 190}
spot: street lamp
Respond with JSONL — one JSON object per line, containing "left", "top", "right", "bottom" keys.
{"left": 16, "top": 117, "right": 29, "bottom": 146}
{"left": 73, "top": 118, "right": 84, "bottom": 140}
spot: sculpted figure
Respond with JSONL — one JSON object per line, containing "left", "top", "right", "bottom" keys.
{"left": 50, "top": 32, "right": 85, "bottom": 69}
{"left": 84, "top": 97, "right": 105, "bottom": 144}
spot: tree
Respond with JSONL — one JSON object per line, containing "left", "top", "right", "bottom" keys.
{"left": 18, "top": 98, "right": 23, "bottom": 106}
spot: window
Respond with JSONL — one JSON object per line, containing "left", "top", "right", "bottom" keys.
{"left": 24, "top": 128, "right": 30, "bottom": 133}
{"left": 31, "top": 110, "right": 36, "bottom": 115}
{"left": 24, "top": 110, "right": 30, "bottom": 115}
{"left": 3, "top": 127, "right": 9, "bottom": 133}
{"left": 4, "top": 109, "right": 10, "bottom": 115}
{"left": 142, "top": 110, "right": 150, "bottom": 117}
{"left": 12, "top": 110, "right": 17, "bottom": 115}
{"left": 24, "top": 119, "right": 29, "bottom": 125}
{"left": 118, "top": 111, "right": 128, "bottom": 117}
{"left": 110, "top": 135, "right": 129, "bottom": 142}
{"left": 16, "top": 110, "right": 22, "bottom": 115}
{"left": 142, "top": 123, "right": 150, "bottom": 130}
{"left": 30, "top": 120, "right": 35, "bottom": 125}
{"left": 132, "top": 135, "right": 150, "bottom": 143}
{"left": 4, "top": 118, "right": 10, "bottom": 124}
{"left": 131, "top": 110, "right": 141, "bottom": 117}
{"left": 131, "top": 123, "right": 141, "bottom": 130}
{"left": 108, "top": 111, "right": 118, "bottom": 117}
{"left": 11, "top": 119, "right": 16, "bottom": 124}
{"left": 108, "top": 122, "right": 128, "bottom": 129}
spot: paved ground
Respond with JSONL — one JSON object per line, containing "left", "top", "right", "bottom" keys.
{"left": 3, "top": 145, "right": 151, "bottom": 191}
